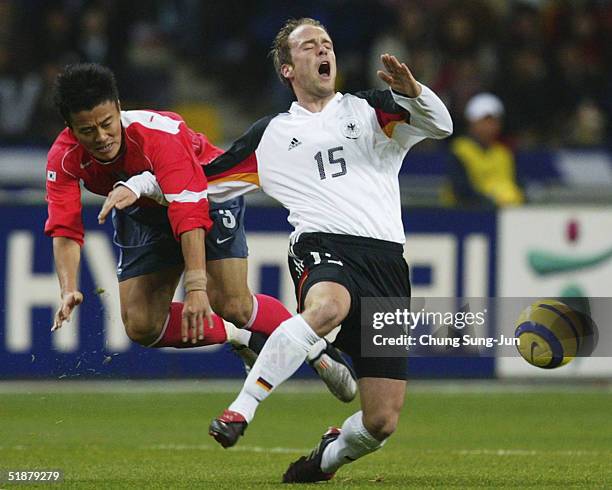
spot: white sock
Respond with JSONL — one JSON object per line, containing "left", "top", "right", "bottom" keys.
{"left": 306, "top": 339, "right": 327, "bottom": 361}
{"left": 320, "top": 411, "right": 386, "bottom": 473}
{"left": 225, "top": 322, "right": 251, "bottom": 346}
{"left": 228, "top": 315, "right": 320, "bottom": 422}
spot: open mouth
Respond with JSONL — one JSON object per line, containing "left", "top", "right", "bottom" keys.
{"left": 97, "top": 142, "right": 114, "bottom": 153}
{"left": 318, "top": 61, "right": 331, "bottom": 77}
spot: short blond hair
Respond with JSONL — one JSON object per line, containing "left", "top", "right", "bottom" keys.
{"left": 270, "top": 18, "right": 328, "bottom": 87}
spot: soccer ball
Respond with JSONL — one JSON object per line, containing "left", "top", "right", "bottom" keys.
{"left": 514, "top": 299, "right": 593, "bottom": 369}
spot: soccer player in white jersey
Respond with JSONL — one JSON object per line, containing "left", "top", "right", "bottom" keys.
{"left": 122, "top": 17, "right": 452, "bottom": 483}
{"left": 203, "top": 18, "right": 453, "bottom": 483}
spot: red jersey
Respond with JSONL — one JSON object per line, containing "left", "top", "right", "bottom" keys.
{"left": 44, "top": 110, "right": 223, "bottom": 245}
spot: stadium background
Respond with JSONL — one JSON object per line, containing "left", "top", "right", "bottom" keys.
{"left": 1, "top": 0, "right": 611, "bottom": 380}
{"left": 1, "top": 2, "right": 612, "bottom": 488}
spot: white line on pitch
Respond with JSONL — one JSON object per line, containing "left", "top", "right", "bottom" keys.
{"left": 427, "top": 448, "right": 606, "bottom": 457}
{"left": 144, "top": 443, "right": 309, "bottom": 453}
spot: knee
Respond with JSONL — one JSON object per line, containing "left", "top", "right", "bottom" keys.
{"left": 210, "top": 294, "right": 252, "bottom": 327}
{"left": 303, "top": 297, "right": 346, "bottom": 335}
{"left": 122, "top": 308, "right": 161, "bottom": 346}
{"left": 362, "top": 410, "right": 401, "bottom": 441}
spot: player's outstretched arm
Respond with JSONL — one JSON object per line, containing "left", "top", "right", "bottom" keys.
{"left": 376, "top": 53, "right": 452, "bottom": 142}
{"left": 377, "top": 53, "right": 422, "bottom": 98}
{"left": 51, "top": 237, "right": 83, "bottom": 331}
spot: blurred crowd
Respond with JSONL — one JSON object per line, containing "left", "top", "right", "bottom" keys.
{"left": 1, "top": 0, "right": 610, "bottom": 148}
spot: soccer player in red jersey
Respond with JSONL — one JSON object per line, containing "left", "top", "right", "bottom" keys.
{"left": 46, "top": 64, "right": 222, "bottom": 348}
{"left": 44, "top": 64, "right": 357, "bottom": 401}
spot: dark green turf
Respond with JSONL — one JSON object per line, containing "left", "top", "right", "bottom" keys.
{"left": 1, "top": 389, "right": 611, "bottom": 488}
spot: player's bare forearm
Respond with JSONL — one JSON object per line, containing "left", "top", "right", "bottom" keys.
{"left": 180, "top": 227, "right": 206, "bottom": 273}
{"left": 53, "top": 237, "right": 81, "bottom": 294}
{"left": 179, "top": 227, "right": 213, "bottom": 342}
{"left": 52, "top": 237, "right": 84, "bottom": 331}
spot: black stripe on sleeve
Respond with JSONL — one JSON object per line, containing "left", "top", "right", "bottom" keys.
{"left": 205, "top": 114, "right": 277, "bottom": 177}
{"left": 353, "top": 89, "right": 408, "bottom": 116}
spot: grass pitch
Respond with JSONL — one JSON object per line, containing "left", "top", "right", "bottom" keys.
{"left": 1, "top": 381, "right": 611, "bottom": 489}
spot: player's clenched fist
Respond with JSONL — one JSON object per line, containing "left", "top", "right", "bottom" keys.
{"left": 52, "top": 290, "right": 84, "bottom": 331}
{"left": 98, "top": 185, "right": 138, "bottom": 224}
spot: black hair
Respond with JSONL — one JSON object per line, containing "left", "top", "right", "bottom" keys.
{"left": 53, "top": 63, "right": 119, "bottom": 125}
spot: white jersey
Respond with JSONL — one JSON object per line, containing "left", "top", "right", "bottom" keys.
{"left": 206, "top": 85, "right": 452, "bottom": 244}
{"left": 126, "top": 85, "right": 452, "bottom": 244}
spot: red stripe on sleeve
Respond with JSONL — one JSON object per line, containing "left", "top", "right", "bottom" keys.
{"left": 375, "top": 108, "right": 407, "bottom": 129}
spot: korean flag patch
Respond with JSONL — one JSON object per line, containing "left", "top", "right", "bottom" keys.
{"left": 47, "top": 170, "right": 57, "bottom": 182}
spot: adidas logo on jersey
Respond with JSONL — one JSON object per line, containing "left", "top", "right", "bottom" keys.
{"left": 288, "top": 137, "right": 302, "bottom": 150}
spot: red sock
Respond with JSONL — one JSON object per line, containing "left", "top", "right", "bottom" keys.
{"left": 245, "top": 294, "right": 292, "bottom": 336}
{"left": 150, "top": 302, "right": 227, "bottom": 348}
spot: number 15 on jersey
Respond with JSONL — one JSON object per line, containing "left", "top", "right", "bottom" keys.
{"left": 315, "top": 146, "right": 347, "bottom": 180}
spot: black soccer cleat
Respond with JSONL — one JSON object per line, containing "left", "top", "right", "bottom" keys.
{"left": 282, "top": 427, "right": 341, "bottom": 483}
{"left": 308, "top": 340, "right": 357, "bottom": 403}
{"left": 230, "top": 344, "right": 258, "bottom": 375}
{"left": 208, "top": 409, "right": 248, "bottom": 448}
